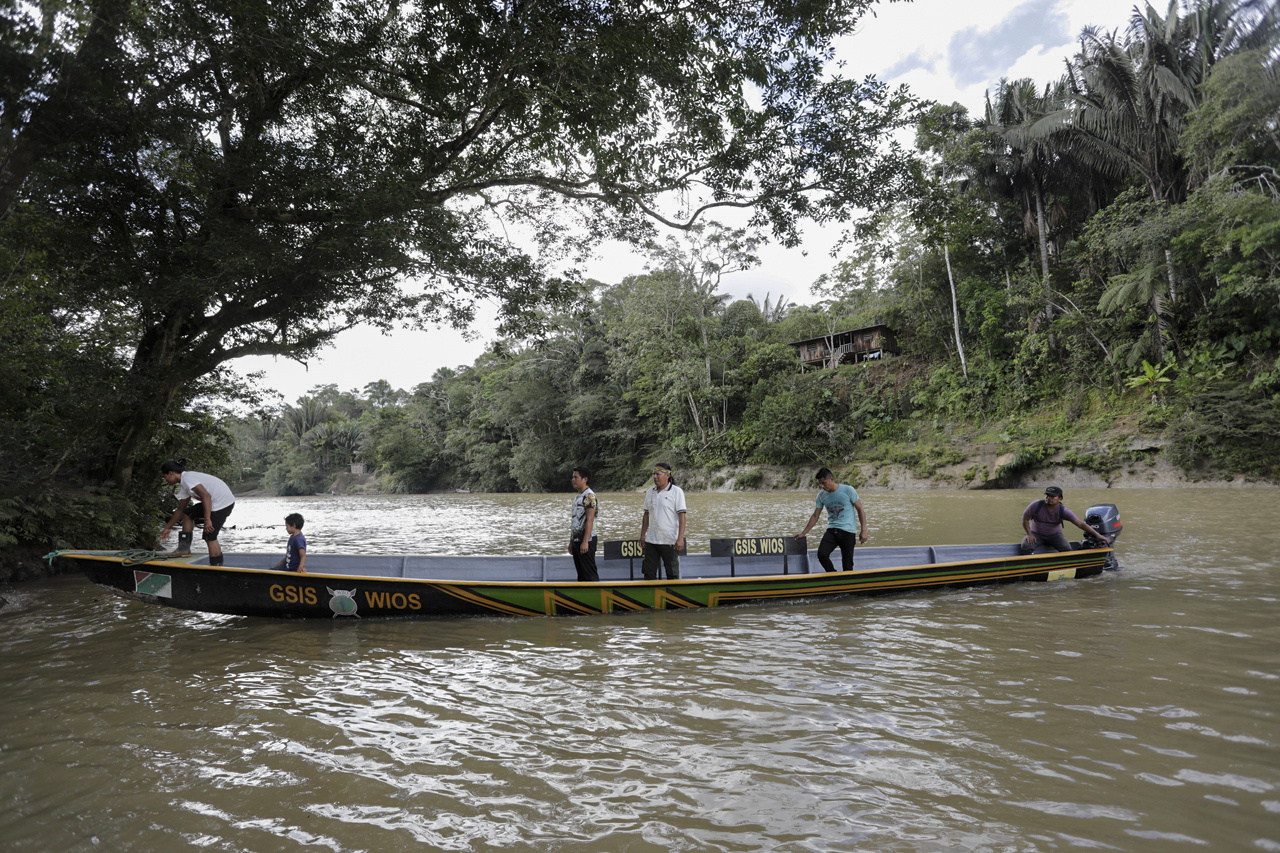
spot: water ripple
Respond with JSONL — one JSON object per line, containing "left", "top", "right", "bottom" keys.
{"left": 4, "top": 490, "right": 1280, "bottom": 851}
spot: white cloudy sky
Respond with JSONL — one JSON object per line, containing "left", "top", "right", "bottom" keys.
{"left": 236, "top": 0, "right": 1137, "bottom": 400}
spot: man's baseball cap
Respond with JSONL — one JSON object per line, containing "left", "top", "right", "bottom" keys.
{"left": 1044, "top": 486, "right": 1064, "bottom": 497}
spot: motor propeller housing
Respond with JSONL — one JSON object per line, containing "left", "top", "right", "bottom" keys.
{"left": 1083, "top": 504, "right": 1122, "bottom": 543}
{"left": 1081, "top": 503, "right": 1122, "bottom": 570}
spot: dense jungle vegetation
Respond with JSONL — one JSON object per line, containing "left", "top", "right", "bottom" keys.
{"left": 231, "top": 2, "right": 1280, "bottom": 497}
{"left": 2, "top": 0, "right": 1278, "bottom": 575}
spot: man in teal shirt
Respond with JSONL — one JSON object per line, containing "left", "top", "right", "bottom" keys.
{"left": 796, "top": 467, "right": 868, "bottom": 572}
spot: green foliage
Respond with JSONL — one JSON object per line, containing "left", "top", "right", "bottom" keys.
{"left": 5, "top": 0, "right": 1280, "bottom": 582}
{"left": 1167, "top": 385, "right": 1280, "bottom": 479}
{"left": 1178, "top": 49, "right": 1280, "bottom": 183}
{"left": 995, "top": 446, "right": 1058, "bottom": 483}
{"left": 1126, "top": 360, "right": 1175, "bottom": 397}
{"left": 722, "top": 300, "right": 766, "bottom": 338}
{"left": 0, "top": 0, "right": 923, "bottom": 486}
{"left": 1172, "top": 344, "right": 1239, "bottom": 395}
{"left": 1170, "top": 178, "right": 1280, "bottom": 349}
{"left": 264, "top": 447, "right": 331, "bottom": 497}
{"left": 0, "top": 484, "right": 156, "bottom": 562}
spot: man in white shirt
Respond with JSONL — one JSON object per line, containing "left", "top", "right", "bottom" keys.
{"left": 159, "top": 460, "right": 236, "bottom": 565}
{"left": 639, "top": 462, "right": 686, "bottom": 580}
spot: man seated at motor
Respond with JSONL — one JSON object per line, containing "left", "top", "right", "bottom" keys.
{"left": 1021, "top": 486, "right": 1098, "bottom": 554}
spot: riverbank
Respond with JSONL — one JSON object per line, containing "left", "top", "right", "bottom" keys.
{"left": 683, "top": 455, "right": 1274, "bottom": 493}
{"left": 248, "top": 435, "right": 1275, "bottom": 499}
{"left": 669, "top": 406, "right": 1278, "bottom": 492}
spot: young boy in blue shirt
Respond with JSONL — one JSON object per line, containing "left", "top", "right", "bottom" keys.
{"left": 274, "top": 513, "right": 307, "bottom": 573}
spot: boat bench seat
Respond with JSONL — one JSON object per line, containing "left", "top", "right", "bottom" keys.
{"left": 306, "top": 555, "right": 406, "bottom": 577}
{"left": 546, "top": 555, "right": 806, "bottom": 582}
{"left": 597, "top": 565, "right": 644, "bottom": 581}
{"left": 685, "top": 553, "right": 808, "bottom": 578}
{"left": 544, "top": 557, "right": 688, "bottom": 582}
{"left": 848, "top": 546, "right": 934, "bottom": 571}
{"left": 1028, "top": 541, "right": 1095, "bottom": 554}
{"left": 544, "top": 555, "right": 592, "bottom": 581}
{"left": 404, "top": 556, "right": 544, "bottom": 581}
{"left": 930, "top": 544, "right": 1022, "bottom": 563}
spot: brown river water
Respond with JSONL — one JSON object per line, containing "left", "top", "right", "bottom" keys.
{"left": 1, "top": 487, "right": 1277, "bottom": 852}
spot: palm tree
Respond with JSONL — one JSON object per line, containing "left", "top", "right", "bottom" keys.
{"left": 1065, "top": 0, "right": 1277, "bottom": 207}
{"left": 747, "top": 291, "right": 795, "bottom": 324}
{"left": 1184, "top": 0, "right": 1280, "bottom": 84}
{"left": 984, "top": 77, "right": 1070, "bottom": 283}
{"left": 251, "top": 414, "right": 280, "bottom": 470}
{"left": 253, "top": 415, "right": 279, "bottom": 445}
{"left": 1098, "top": 260, "right": 1173, "bottom": 368}
{"left": 1061, "top": 0, "right": 1279, "bottom": 361}
{"left": 282, "top": 398, "right": 330, "bottom": 445}
{"left": 332, "top": 422, "right": 364, "bottom": 466}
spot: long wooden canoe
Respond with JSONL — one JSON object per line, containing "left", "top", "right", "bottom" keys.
{"left": 56, "top": 537, "right": 1117, "bottom": 619}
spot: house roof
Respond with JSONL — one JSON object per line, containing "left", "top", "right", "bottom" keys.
{"left": 788, "top": 324, "right": 893, "bottom": 348}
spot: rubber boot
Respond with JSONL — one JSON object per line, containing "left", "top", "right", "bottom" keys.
{"left": 172, "top": 532, "right": 193, "bottom": 557}
{"left": 209, "top": 554, "right": 224, "bottom": 567}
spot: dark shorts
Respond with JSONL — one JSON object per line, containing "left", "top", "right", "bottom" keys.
{"left": 183, "top": 502, "right": 234, "bottom": 541}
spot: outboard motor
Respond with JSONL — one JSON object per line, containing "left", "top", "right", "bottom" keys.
{"left": 1081, "top": 503, "right": 1122, "bottom": 570}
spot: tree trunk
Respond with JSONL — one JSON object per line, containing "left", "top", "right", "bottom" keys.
{"left": 943, "top": 241, "right": 968, "bottom": 379}
{"left": 687, "top": 391, "right": 706, "bottom": 444}
{"left": 824, "top": 310, "right": 840, "bottom": 369}
{"left": 1034, "top": 180, "right": 1051, "bottom": 284}
{"left": 109, "top": 376, "right": 185, "bottom": 490}
{"left": 1034, "top": 180, "right": 1056, "bottom": 334}
{"left": 699, "top": 321, "right": 712, "bottom": 384}
{"left": 108, "top": 313, "right": 190, "bottom": 489}
{"left": 1150, "top": 290, "right": 1168, "bottom": 364}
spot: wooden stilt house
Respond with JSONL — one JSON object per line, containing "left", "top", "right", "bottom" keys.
{"left": 790, "top": 325, "right": 899, "bottom": 370}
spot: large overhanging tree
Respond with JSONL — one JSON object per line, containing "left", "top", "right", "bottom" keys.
{"left": 0, "top": 0, "right": 922, "bottom": 491}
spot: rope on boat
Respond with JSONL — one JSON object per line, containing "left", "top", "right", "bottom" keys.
{"left": 43, "top": 549, "right": 170, "bottom": 566}
{"left": 117, "top": 549, "right": 169, "bottom": 566}
{"left": 42, "top": 549, "right": 109, "bottom": 565}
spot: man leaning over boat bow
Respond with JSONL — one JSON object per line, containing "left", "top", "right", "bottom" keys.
{"left": 159, "top": 460, "right": 235, "bottom": 566}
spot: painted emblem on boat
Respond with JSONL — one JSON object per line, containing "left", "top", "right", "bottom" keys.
{"left": 134, "top": 570, "right": 172, "bottom": 598}
{"left": 327, "top": 587, "right": 359, "bottom": 617}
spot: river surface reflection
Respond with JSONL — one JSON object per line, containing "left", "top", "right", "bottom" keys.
{"left": 2, "top": 488, "right": 1278, "bottom": 851}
